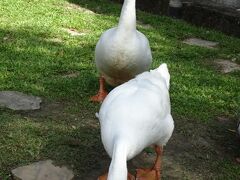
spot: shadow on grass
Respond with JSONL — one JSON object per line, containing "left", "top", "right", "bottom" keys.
{"left": 40, "top": 125, "right": 110, "bottom": 179}
{"left": 67, "top": 0, "right": 122, "bottom": 16}
{"left": 1, "top": 106, "right": 239, "bottom": 179}
{"left": 0, "top": 110, "right": 109, "bottom": 179}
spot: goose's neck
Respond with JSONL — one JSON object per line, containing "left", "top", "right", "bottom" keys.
{"left": 118, "top": 0, "right": 136, "bottom": 32}
{"left": 108, "top": 142, "right": 128, "bottom": 180}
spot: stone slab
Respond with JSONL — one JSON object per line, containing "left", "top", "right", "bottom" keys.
{"left": 183, "top": 38, "right": 218, "bottom": 48}
{"left": 62, "top": 28, "right": 86, "bottom": 36}
{"left": 65, "top": 3, "right": 95, "bottom": 14}
{"left": 0, "top": 91, "right": 42, "bottom": 110}
{"left": 215, "top": 59, "right": 240, "bottom": 73}
{"left": 11, "top": 160, "right": 74, "bottom": 180}
{"left": 62, "top": 72, "right": 80, "bottom": 78}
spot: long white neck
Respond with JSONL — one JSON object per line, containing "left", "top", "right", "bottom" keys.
{"left": 118, "top": 0, "right": 136, "bottom": 32}
{"left": 107, "top": 142, "right": 128, "bottom": 180}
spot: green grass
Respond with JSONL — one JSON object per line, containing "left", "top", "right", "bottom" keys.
{"left": 0, "top": 0, "right": 240, "bottom": 179}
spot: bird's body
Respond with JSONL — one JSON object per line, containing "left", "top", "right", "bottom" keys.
{"left": 98, "top": 64, "right": 174, "bottom": 180}
{"left": 91, "top": 0, "right": 152, "bottom": 102}
{"left": 95, "top": 26, "right": 152, "bottom": 86}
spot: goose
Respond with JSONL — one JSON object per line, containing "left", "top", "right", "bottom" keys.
{"left": 91, "top": 0, "right": 152, "bottom": 102}
{"left": 97, "top": 64, "right": 174, "bottom": 179}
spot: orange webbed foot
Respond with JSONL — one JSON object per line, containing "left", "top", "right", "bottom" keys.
{"left": 90, "top": 91, "right": 108, "bottom": 102}
{"left": 136, "top": 168, "right": 160, "bottom": 180}
{"left": 90, "top": 76, "right": 108, "bottom": 103}
{"left": 98, "top": 172, "right": 108, "bottom": 180}
{"left": 136, "top": 146, "right": 163, "bottom": 180}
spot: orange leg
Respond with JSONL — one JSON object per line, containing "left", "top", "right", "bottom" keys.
{"left": 90, "top": 76, "right": 108, "bottom": 102}
{"left": 136, "top": 145, "right": 163, "bottom": 180}
{"left": 152, "top": 145, "right": 163, "bottom": 179}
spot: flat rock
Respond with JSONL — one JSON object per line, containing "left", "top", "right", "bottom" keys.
{"left": 62, "top": 28, "right": 86, "bottom": 36}
{"left": 215, "top": 59, "right": 240, "bottom": 73}
{"left": 62, "top": 72, "right": 80, "bottom": 78}
{"left": 11, "top": 160, "right": 74, "bottom": 180}
{"left": 183, "top": 38, "right": 218, "bottom": 48}
{"left": 65, "top": 3, "right": 95, "bottom": 14}
{"left": 47, "top": 38, "right": 63, "bottom": 43}
{"left": 0, "top": 91, "right": 42, "bottom": 110}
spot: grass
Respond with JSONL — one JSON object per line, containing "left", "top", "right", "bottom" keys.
{"left": 0, "top": 0, "right": 240, "bottom": 179}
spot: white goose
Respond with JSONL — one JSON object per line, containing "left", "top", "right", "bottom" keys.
{"left": 97, "top": 64, "right": 174, "bottom": 180}
{"left": 91, "top": 0, "right": 152, "bottom": 102}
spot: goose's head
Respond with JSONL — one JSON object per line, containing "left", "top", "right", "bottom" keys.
{"left": 150, "top": 63, "right": 170, "bottom": 90}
